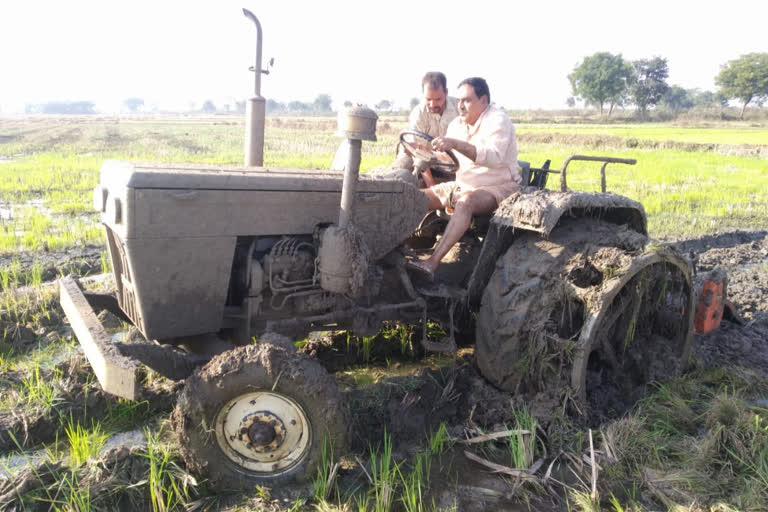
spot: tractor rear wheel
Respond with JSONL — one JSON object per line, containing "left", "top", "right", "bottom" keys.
{"left": 475, "top": 218, "right": 694, "bottom": 416}
{"left": 172, "top": 343, "right": 348, "bottom": 492}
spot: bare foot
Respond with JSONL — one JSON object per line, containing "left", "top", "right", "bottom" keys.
{"left": 406, "top": 259, "right": 435, "bottom": 282}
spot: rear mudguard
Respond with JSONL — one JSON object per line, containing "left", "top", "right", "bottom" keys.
{"left": 467, "top": 189, "right": 648, "bottom": 306}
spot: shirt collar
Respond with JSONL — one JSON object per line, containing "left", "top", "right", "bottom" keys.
{"left": 463, "top": 104, "right": 492, "bottom": 137}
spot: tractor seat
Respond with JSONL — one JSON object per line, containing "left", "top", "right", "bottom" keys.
{"left": 519, "top": 159, "right": 553, "bottom": 189}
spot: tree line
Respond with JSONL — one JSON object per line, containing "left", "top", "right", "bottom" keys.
{"left": 569, "top": 52, "right": 768, "bottom": 119}
{"left": 17, "top": 53, "right": 767, "bottom": 118}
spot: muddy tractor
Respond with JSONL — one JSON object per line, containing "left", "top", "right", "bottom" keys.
{"left": 58, "top": 10, "right": 695, "bottom": 493}
{"left": 59, "top": 114, "right": 695, "bottom": 490}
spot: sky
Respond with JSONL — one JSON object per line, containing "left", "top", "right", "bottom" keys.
{"left": 1, "top": 0, "right": 766, "bottom": 113}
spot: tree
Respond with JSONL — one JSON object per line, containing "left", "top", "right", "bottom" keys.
{"left": 566, "top": 97, "right": 576, "bottom": 108}
{"left": 343, "top": 100, "right": 353, "bottom": 108}
{"left": 660, "top": 86, "right": 694, "bottom": 111}
{"left": 409, "top": 97, "right": 420, "bottom": 109}
{"left": 715, "top": 53, "right": 768, "bottom": 118}
{"left": 202, "top": 100, "right": 216, "bottom": 113}
{"left": 313, "top": 94, "right": 332, "bottom": 112}
{"left": 28, "top": 101, "right": 96, "bottom": 115}
{"left": 375, "top": 99, "right": 392, "bottom": 111}
{"left": 123, "top": 97, "right": 144, "bottom": 113}
{"left": 288, "top": 100, "right": 310, "bottom": 112}
{"left": 266, "top": 99, "right": 286, "bottom": 113}
{"left": 629, "top": 57, "right": 669, "bottom": 117}
{"left": 568, "top": 52, "right": 633, "bottom": 116}
{"left": 693, "top": 90, "right": 728, "bottom": 108}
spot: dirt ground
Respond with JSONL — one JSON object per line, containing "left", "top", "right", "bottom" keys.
{"left": 669, "top": 230, "right": 768, "bottom": 374}
{"left": 1, "top": 229, "right": 767, "bottom": 510}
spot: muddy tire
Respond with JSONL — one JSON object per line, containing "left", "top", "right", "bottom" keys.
{"left": 476, "top": 218, "right": 694, "bottom": 415}
{"left": 172, "top": 344, "right": 348, "bottom": 492}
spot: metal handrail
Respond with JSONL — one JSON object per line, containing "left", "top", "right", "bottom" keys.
{"left": 559, "top": 155, "right": 636, "bottom": 192}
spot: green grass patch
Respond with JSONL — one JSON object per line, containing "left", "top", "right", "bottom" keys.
{"left": 600, "top": 368, "right": 768, "bottom": 510}
{"left": 65, "top": 417, "right": 108, "bottom": 467}
{"left": 518, "top": 123, "right": 768, "bottom": 146}
{"left": 520, "top": 144, "right": 768, "bottom": 237}
{"left": 1, "top": 116, "right": 765, "bottom": 252}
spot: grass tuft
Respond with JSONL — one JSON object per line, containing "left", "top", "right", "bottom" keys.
{"left": 65, "top": 417, "right": 107, "bottom": 467}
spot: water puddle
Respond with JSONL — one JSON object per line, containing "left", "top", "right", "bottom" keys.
{"left": 101, "top": 429, "right": 146, "bottom": 451}
{"left": 737, "top": 258, "right": 768, "bottom": 272}
{"left": 0, "top": 199, "right": 46, "bottom": 223}
{"left": 0, "top": 428, "right": 146, "bottom": 478}
{"left": 0, "top": 450, "right": 47, "bottom": 478}
{"left": 0, "top": 203, "right": 12, "bottom": 221}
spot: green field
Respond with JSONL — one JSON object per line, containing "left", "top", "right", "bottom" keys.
{"left": 1, "top": 115, "right": 767, "bottom": 511}
{"left": 518, "top": 123, "right": 768, "bottom": 145}
{"left": 0, "top": 115, "right": 767, "bottom": 255}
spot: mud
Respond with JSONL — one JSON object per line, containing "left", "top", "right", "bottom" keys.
{"left": 1, "top": 228, "right": 767, "bottom": 509}
{"left": 0, "top": 445, "right": 159, "bottom": 511}
{"left": 318, "top": 224, "right": 370, "bottom": 296}
{"left": 343, "top": 358, "right": 512, "bottom": 452}
{"left": 0, "top": 355, "right": 180, "bottom": 453}
{"left": 173, "top": 344, "right": 349, "bottom": 493}
{"left": 333, "top": 227, "right": 768, "bottom": 497}
{"left": 360, "top": 177, "right": 429, "bottom": 259}
{"left": 668, "top": 230, "right": 768, "bottom": 320}
{"left": 0, "top": 244, "right": 104, "bottom": 291}
{"left": 494, "top": 189, "right": 646, "bottom": 236}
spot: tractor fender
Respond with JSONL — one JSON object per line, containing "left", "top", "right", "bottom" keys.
{"left": 494, "top": 188, "right": 647, "bottom": 237}
{"left": 466, "top": 189, "right": 648, "bottom": 307}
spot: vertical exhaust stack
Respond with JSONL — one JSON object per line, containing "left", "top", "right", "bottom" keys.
{"left": 242, "top": 8, "right": 272, "bottom": 167}
{"left": 335, "top": 106, "right": 378, "bottom": 227}
{"left": 317, "top": 106, "right": 378, "bottom": 296}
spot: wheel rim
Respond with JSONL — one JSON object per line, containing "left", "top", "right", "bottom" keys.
{"left": 215, "top": 391, "right": 311, "bottom": 474}
{"left": 573, "top": 253, "right": 694, "bottom": 411}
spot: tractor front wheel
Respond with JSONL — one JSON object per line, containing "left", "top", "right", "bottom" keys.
{"left": 172, "top": 344, "right": 348, "bottom": 492}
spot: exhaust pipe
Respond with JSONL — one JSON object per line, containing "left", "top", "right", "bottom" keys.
{"left": 242, "top": 8, "right": 271, "bottom": 167}
{"left": 316, "top": 106, "right": 378, "bottom": 296}
{"left": 335, "top": 105, "right": 377, "bottom": 227}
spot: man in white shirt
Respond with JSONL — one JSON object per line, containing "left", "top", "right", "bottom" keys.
{"left": 408, "top": 77, "right": 520, "bottom": 281}
{"left": 408, "top": 71, "right": 459, "bottom": 137}
{"left": 394, "top": 72, "right": 459, "bottom": 169}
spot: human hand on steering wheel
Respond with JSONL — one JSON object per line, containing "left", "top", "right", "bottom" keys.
{"left": 399, "top": 130, "right": 459, "bottom": 175}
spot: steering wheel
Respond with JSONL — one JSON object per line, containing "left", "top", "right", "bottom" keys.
{"left": 399, "top": 130, "right": 459, "bottom": 173}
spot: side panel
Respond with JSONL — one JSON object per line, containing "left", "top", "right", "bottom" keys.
{"left": 131, "top": 187, "right": 427, "bottom": 260}
{"left": 120, "top": 236, "right": 237, "bottom": 340}
{"left": 97, "top": 161, "right": 430, "bottom": 340}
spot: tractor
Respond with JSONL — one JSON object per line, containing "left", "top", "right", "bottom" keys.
{"left": 59, "top": 9, "right": 695, "bottom": 492}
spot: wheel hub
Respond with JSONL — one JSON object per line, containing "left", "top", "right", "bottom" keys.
{"left": 241, "top": 411, "right": 285, "bottom": 452}
{"left": 215, "top": 391, "right": 311, "bottom": 474}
